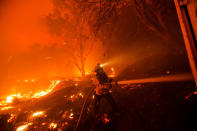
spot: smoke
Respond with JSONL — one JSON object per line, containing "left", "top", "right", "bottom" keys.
{"left": 0, "top": 0, "right": 105, "bottom": 96}
{"left": 0, "top": 0, "right": 57, "bottom": 53}
{"left": 0, "top": 0, "right": 191, "bottom": 96}
{"left": 0, "top": 0, "right": 61, "bottom": 95}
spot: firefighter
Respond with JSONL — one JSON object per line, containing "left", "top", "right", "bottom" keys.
{"left": 75, "top": 64, "right": 116, "bottom": 130}
{"left": 93, "top": 63, "right": 116, "bottom": 115}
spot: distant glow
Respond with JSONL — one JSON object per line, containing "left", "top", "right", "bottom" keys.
{"left": 70, "top": 95, "right": 74, "bottom": 99}
{"left": 108, "top": 74, "right": 115, "bottom": 78}
{"left": 16, "top": 123, "right": 32, "bottom": 131}
{"left": 78, "top": 93, "right": 83, "bottom": 98}
{"left": 42, "top": 123, "right": 46, "bottom": 126}
{"left": 85, "top": 72, "right": 90, "bottom": 75}
{"left": 74, "top": 83, "right": 78, "bottom": 86}
{"left": 6, "top": 96, "right": 13, "bottom": 103}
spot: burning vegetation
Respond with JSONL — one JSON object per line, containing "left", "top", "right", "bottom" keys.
{"left": 1, "top": 0, "right": 197, "bottom": 130}
{"left": 0, "top": 77, "right": 116, "bottom": 130}
{"left": 0, "top": 76, "right": 196, "bottom": 131}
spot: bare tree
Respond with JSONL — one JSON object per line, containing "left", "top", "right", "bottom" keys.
{"left": 45, "top": 0, "right": 173, "bottom": 77}
{"left": 133, "top": 0, "right": 171, "bottom": 41}
{"left": 45, "top": 0, "right": 105, "bottom": 77}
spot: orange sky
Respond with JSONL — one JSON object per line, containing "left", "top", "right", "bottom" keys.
{"left": 0, "top": 0, "right": 62, "bottom": 54}
{"left": 0, "top": 0, "right": 63, "bottom": 95}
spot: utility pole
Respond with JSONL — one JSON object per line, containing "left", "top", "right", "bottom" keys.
{"left": 174, "top": 0, "right": 197, "bottom": 86}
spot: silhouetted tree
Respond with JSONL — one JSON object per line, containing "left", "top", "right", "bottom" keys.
{"left": 45, "top": 0, "right": 105, "bottom": 77}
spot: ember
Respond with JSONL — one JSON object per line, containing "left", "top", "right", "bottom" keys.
{"left": 69, "top": 113, "right": 74, "bottom": 119}
{"left": 32, "top": 111, "right": 44, "bottom": 117}
{"left": 78, "top": 93, "right": 84, "bottom": 98}
{"left": 49, "top": 122, "right": 57, "bottom": 129}
{"left": 102, "top": 114, "right": 110, "bottom": 124}
{"left": 7, "top": 114, "right": 16, "bottom": 123}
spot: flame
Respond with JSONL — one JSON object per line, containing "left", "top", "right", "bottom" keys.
{"left": 1, "top": 106, "right": 14, "bottom": 111}
{"left": 32, "top": 91, "right": 48, "bottom": 98}
{"left": 16, "top": 123, "right": 32, "bottom": 131}
{"left": 7, "top": 114, "right": 16, "bottom": 123}
{"left": 32, "top": 111, "right": 44, "bottom": 117}
{"left": 0, "top": 80, "right": 60, "bottom": 112}
{"left": 6, "top": 93, "right": 21, "bottom": 103}
{"left": 32, "top": 80, "right": 60, "bottom": 98}
{"left": 6, "top": 96, "right": 13, "bottom": 103}
{"left": 49, "top": 122, "right": 57, "bottom": 129}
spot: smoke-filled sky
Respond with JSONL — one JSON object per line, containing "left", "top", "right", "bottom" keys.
{"left": 0, "top": 0, "right": 58, "bottom": 51}
{"left": 0, "top": 0, "right": 191, "bottom": 96}
{"left": 0, "top": 0, "right": 60, "bottom": 95}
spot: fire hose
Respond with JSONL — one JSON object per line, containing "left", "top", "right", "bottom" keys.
{"left": 75, "top": 86, "right": 96, "bottom": 131}
{"left": 75, "top": 73, "right": 193, "bottom": 130}
{"left": 75, "top": 82, "right": 114, "bottom": 130}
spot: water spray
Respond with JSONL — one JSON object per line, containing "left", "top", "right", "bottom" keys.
{"left": 117, "top": 73, "right": 193, "bottom": 85}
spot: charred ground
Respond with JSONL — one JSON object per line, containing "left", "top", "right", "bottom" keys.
{"left": 0, "top": 80, "right": 196, "bottom": 131}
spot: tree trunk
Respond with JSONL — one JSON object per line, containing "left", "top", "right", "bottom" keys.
{"left": 79, "top": 38, "right": 86, "bottom": 78}
{"left": 81, "top": 62, "right": 85, "bottom": 78}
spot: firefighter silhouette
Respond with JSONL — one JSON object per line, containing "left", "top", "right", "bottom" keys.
{"left": 93, "top": 63, "right": 116, "bottom": 115}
